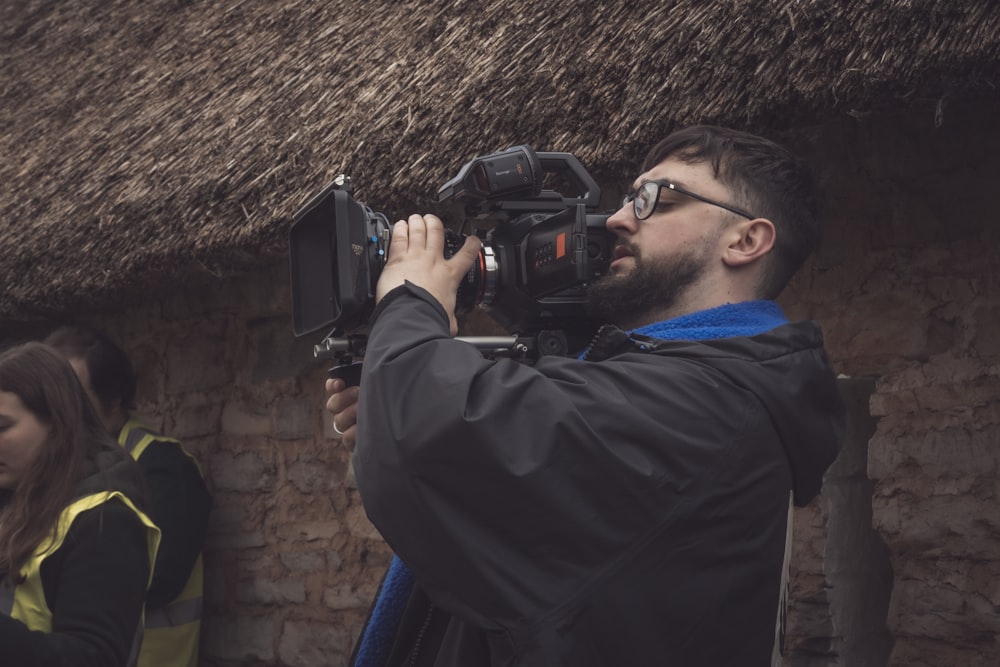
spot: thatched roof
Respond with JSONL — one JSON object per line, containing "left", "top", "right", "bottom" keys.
{"left": 2, "top": 0, "right": 998, "bottom": 324}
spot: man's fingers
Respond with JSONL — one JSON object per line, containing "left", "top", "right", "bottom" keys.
{"left": 455, "top": 234, "right": 482, "bottom": 268}
{"left": 388, "top": 220, "right": 409, "bottom": 259}
{"left": 326, "top": 384, "right": 360, "bottom": 414}
{"left": 407, "top": 214, "right": 427, "bottom": 249}
{"left": 424, "top": 214, "right": 444, "bottom": 252}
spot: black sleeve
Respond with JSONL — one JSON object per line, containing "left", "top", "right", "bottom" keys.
{"left": 136, "top": 440, "right": 211, "bottom": 609}
{"left": 355, "top": 283, "right": 758, "bottom": 628}
{"left": 0, "top": 500, "right": 150, "bottom": 667}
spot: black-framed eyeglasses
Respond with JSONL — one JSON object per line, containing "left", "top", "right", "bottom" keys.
{"left": 622, "top": 180, "right": 756, "bottom": 221}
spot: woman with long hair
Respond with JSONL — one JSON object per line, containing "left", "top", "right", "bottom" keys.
{"left": 0, "top": 342, "right": 159, "bottom": 667}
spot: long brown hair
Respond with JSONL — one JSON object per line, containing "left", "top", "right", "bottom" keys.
{"left": 0, "top": 342, "right": 131, "bottom": 582}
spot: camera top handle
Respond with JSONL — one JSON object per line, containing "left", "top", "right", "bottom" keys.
{"left": 437, "top": 145, "right": 601, "bottom": 213}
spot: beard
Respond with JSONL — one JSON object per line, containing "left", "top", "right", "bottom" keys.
{"left": 586, "top": 242, "right": 707, "bottom": 329}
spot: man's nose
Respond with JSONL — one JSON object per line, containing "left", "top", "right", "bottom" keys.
{"left": 606, "top": 203, "right": 637, "bottom": 234}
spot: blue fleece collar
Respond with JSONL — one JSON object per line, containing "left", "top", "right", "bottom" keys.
{"left": 631, "top": 300, "right": 787, "bottom": 341}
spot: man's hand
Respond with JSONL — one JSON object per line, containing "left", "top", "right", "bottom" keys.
{"left": 375, "top": 214, "right": 481, "bottom": 336}
{"left": 326, "top": 377, "right": 360, "bottom": 448}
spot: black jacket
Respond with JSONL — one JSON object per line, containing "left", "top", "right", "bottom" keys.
{"left": 0, "top": 451, "right": 151, "bottom": 667}
{"left": 129, "top": 435, "right": 211, "bottom": 609}
{"left": 354, "top": 284, "right": 845, "bottom": 667}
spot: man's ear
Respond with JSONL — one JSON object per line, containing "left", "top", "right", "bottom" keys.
{"left": 722, "top": 218, "right": 775, "bottom": 267}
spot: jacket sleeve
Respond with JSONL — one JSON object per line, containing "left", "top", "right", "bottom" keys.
{"left": 137, "top": 440, "right": 211, "bottom": 608}
{"left": 0, "top": 499, "right": 150, "bottom": 667}
{"left": 355, "top": 284, "right": 749, "bottom": 629}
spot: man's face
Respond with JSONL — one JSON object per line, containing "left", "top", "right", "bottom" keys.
{"left": 587, "top": 156, "right": 738, "bottom": 328}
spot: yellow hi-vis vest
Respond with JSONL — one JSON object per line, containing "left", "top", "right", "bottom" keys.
{"left": 0, "top": 491, "right": 160, "bottom": 667}
{"left": 119, "top": 420, "right": 205, "bottom": 667}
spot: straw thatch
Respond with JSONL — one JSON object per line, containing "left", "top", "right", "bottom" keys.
{"left": 2, "top": 0, "right": 998, "bottom": 323}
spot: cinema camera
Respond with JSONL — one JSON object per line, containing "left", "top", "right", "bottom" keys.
{"left": 288, "top": 145, "right": 615, "bottom": 385}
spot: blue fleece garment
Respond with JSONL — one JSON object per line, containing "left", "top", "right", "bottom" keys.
{"left": 630, "top": 300, "right": 787, "bottom": 340}
{"left": 354, "top": 300, "right": 787, "bottom": 666}
{"left": 353, "top": 555, "right": 415, "bottom": 667}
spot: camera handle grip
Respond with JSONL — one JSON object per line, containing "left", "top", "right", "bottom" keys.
{"left": 328, "top": 361, "right": 364, "bottom": 387}
{"left": 315, "top": 335, "right": 367, "bottom": 387}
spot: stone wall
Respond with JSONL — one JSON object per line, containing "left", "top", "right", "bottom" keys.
{"left": 780, "top": 101, "right": 1000, "bottom": 666}
{"left": 784, "top": 379, "right": 894, "bottom": 667}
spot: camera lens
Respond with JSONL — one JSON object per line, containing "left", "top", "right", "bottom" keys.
{"left": 444, "top": 231, "right": 487, "bottom": 314}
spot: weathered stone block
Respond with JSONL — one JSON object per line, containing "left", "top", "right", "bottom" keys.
{"left": 221, "top": 402, "right": 272, "bottom": 436}
{"left": 280, "top": 550, "right": 328, "bottom": 572}
{"left": 869, "top": 425, "right": 999, "bottom": 480}
{"left": 168, "top": 398, "right": 223, "bottom": 439}
{"left": 205, "top": 529, "right": 268, "bottom": 551}
{"left": 973, "top": 305, "right": 1000, "bottom": 360}
{"left": 278, "top": 619, "right": 351, "bottom": 667}
{"left": 248, "top": 317, "right": 317, "bottom": 382}
{"left": 323, "top": 582, "right": 374, "bottom": 612}
{"left": 276, "top": 520, "right": 341, "bottom": 542}
{"left": 201, "top": 614, "right": 275, "bottom": 661}
{"left": 275, "top": 397, "right": 314, "bottom": 440}
{"left": 287, "top": 459, "right": 335, "bottom": 494}
{"left": 345, "top": 504, "right": 381, "bottom": 540}
{"left": 210, "top": 449, "right": 276, "bottom": 491}
{"left": 888, "top": 637, "right": 997, "bottom": 667}
{"left": 165, "top": 332, "right": 231, "bottom": 394}
{"left": 162, "top": 277, "right": 244, "bottom": 321}
{"left": 236, "top": 577, "right": 307, "bottom": 605}
{"left": 244, "top": 262, "right": 295, "bottom": 317}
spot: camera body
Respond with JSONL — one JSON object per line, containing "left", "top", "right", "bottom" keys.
{"left": 289, "top": 145, "right": 615, "bottom": 359}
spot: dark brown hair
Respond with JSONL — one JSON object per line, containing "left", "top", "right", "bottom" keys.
{"left": 44, "top": 325, "right": 138, "bottom": 412}
{"left": 0, "top": 342, "right": 130, "bottom": 582}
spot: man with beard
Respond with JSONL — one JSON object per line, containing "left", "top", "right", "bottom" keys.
{"left": 326, "top": 125, "right": 845, "bottom": 667}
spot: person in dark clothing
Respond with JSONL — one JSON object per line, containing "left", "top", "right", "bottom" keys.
{"left": 0, "top": 342, "right": 159, "bottom": 667}
{"left": 45, "top": 326, "right": 211, "bottom": 667}
{"left": 326, "top": 125, "right": 846, "bottom": 666}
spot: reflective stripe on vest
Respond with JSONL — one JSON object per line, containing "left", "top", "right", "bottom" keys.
{"left": 0, "top": 491, "right": 160, "bottom": 667}
{"left": 119, "top": 420, "right": 206, "bottom": 667}
{"left": 119, "top": 419, "right": 183, "bottom": 464}
{"left": 136, "top": 552, "right": 204, "bottom": 667}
